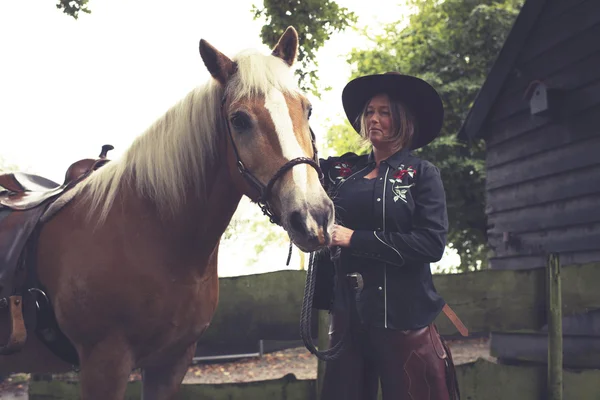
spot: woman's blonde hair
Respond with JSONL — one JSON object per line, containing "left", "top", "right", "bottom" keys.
{"left": 355, "top": 93, "right": 418, "bottom": 152}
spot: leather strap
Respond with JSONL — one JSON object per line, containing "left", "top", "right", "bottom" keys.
{"left": 0, "top": 295, "right": 27, "bottom": 355}
{"left": 443, "top": 303, "right": 468, "bottom": 337}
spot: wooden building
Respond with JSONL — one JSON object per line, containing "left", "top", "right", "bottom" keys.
{"left": 458, "top": 0, "right": 600, "bottom": 367}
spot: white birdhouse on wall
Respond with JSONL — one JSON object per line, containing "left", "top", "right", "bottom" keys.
{"left": 525, "top": 81, "right": 564, "bottom": 117}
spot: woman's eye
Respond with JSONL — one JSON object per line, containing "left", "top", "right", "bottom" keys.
{"left": 230, "top": 113, "right": 252, "bottom": 131}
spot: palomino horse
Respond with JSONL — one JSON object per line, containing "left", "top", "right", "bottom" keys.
{"left": 0, "top": 26, "right": 333, "bottom": 398}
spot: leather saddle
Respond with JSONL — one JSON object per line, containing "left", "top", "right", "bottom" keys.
{"left": 0, "top": 144, "right": 113, "bottom": 356}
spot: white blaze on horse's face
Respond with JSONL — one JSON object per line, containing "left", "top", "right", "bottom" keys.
{"left": 262, "top": 87, "right": 332, "bottom": 251}
{"left": 263, "top": 88, "right": 308, "bottom": 189}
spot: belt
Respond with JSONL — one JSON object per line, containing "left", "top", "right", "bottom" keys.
{"left": 346, "top": 273, "right": 364, "bottom": 293}
{"left": 345, "top": 273, "right": 469, "bottom": 337}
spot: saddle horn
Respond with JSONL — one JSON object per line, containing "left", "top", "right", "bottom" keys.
{"left": 99, "top": 145, "right": 114, "bottom": 159}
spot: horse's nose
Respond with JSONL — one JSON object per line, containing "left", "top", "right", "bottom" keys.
{"left": 288, "top": 203, "right": 332, "bottom": 247}
{"left": 289, "top": 210, "right": 307, "bottom": 237}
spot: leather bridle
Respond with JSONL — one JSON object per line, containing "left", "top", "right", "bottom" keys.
{"left": 221, "top": 95, "right": 323, "bottom": 226}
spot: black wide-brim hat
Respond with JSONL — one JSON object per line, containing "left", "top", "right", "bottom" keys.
{"left": 342, "top": 72, "right": 444, "bottom": 150}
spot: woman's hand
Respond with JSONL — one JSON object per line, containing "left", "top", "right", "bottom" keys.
{"left": 330, "top": 224, "right": 354, "bottom": 247}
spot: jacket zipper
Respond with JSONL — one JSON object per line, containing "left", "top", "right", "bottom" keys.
{"left": 382, "top": 166, "right": 390, "bottom": 328}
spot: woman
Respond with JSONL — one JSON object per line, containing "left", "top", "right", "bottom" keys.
{"left": 313, "top": 72, "right": 462, "bottom": 400}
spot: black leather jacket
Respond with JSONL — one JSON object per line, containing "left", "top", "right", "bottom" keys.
{"left": 313, "top": 148, "right": 448, "bottom": 330}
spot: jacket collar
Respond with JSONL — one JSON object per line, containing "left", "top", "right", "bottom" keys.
{"left": 365, "top": 148, "right": 411, "bottom": 170}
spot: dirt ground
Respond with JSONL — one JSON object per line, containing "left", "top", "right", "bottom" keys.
{"left": 0, "top": 337, "right": 493, "bottom": 398}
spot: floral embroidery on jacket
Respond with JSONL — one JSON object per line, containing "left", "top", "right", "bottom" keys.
{"left": 328, "top": 161, "right": 353, "bottom": 185}
{"left": 389, "top": 165, "right": 416, "bottom": 203}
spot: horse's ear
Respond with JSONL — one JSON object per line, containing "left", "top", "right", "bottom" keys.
{"left": 199, "top": 39, "right": 236, "bottom": 85}
{"left": 271, "top": 26, "right": 298, "bottom": 67}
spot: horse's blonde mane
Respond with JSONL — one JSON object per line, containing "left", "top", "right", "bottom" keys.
{"left": 82, "top": 48, "right": 299, "bottom": 222}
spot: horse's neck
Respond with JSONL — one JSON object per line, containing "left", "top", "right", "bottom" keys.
{"left": 116, "top": 159, "right": 242, "bottom": 276}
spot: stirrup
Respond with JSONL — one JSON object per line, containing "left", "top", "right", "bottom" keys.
{"left": 0, "top": 295, "right": 27, "bottom": 355}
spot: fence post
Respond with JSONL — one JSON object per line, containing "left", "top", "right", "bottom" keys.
{"left": 316, "top": 310, "right": 329, "bottom": 400}
{"left": 547, "top": 253, "right": 562, "bottom": 400}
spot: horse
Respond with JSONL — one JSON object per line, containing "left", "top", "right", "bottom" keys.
{"left": 0, "top": 26, "right": 334, "bottom": 399}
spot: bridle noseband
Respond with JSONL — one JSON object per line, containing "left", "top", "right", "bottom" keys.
{"left": 221, "top": 95, "right": 323, "bottom": 226}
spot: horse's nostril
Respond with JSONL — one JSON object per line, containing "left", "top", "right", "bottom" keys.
{"left": 289, "top": 211, "right": 306, "bottom": 235}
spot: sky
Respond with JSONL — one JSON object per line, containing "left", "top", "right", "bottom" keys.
{"left": 0, "top": 0, "right": 460, "bottom": 275}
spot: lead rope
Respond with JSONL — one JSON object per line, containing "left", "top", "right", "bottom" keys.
{"left": 285, "top": 241, "right": 293, "bottom": 266}
{"left": 299, "top": 249, "right": 349, "bottom": 361}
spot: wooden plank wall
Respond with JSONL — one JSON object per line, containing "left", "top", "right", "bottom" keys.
{"left": 479, "top": 0, "right": 600, "bottom": 368}
{"left": 481, "top": 0, "right": 600, "bottom": 270}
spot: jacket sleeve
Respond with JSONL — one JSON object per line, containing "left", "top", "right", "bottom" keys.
{"left": 349, "top": 162, "right": 448, "bottom": 267}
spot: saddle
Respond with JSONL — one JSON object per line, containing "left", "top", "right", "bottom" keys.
{"left": 0, "top": 144, "right": 113, "bottom": 356}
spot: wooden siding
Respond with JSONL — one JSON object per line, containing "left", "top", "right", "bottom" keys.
{"left": 478, "top": 0, "right": 600, "bottom": 366}
{"left": 481, "top": 0, "right": 600, "bottom": 271}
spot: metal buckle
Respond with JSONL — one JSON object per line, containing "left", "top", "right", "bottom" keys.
{"left": 346, "top": 273, "right": 364, "bottom": 293}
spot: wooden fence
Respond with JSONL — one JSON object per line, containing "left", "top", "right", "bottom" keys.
{"left": 197, "top": 260, "right": 600, "bottom": 342}
{"left": 28, "top": 261, "right": 600, "bottom": 399}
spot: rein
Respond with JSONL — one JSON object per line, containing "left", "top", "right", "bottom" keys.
{"left": 299, "top": 248, "right": 349, "bottom": 361}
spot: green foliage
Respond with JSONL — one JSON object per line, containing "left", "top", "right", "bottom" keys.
{"left": 252, "top": 0, "right": 357, "bottom": 97}
{"left": 222, "top": 202, "right": 290, "bottom": 267}
{"left": 325, "top": 120, "right": 369, "bottom": 157}
{"left": 334, "top": 0, "right": 523, "bottom": 271}
{"left": 0, "top": 157, "right": 19, "bottom": 174}
{"left": 56, "top": 0, "right": 91, "bottom": 19}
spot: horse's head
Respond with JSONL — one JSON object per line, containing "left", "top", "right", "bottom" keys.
{"left": 198, "top": 27, "right": 334, "bottom": 252}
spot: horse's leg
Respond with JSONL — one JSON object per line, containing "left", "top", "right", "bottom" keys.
{"left": 141, "top": 343, "right": 197, "bottom": 400}
{"left": 77, "top": 338, "right": 135, "bottom": 400}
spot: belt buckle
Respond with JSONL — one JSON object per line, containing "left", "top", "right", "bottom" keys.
{"left": 346, "top": 272, "right": 364, "bottom": 293}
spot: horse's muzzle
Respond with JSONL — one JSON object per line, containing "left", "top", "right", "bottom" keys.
{"left": 286, "top": 202, "right": 333, "bottom": 251}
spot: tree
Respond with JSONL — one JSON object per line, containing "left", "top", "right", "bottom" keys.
{"left": 56, "top": 0, "right": 90, "bottom": 19}
{"left": 252, "top": 0, "right": 357, "bottom": 97}
{"left": 0, "top": 157, "right": 19, "bottom": 173}
{"left": 333, "top": 0, "right": 523, "bottom": 271}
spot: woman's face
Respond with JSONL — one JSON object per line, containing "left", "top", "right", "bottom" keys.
{"left": 364, "top": 93, "right": 393, "bottom": 149}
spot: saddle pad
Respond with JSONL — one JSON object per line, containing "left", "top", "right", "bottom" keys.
{"left": 0, "top": 207, "right": 46, "bottom": 300}
{"left": 0, "top": 208, "right": 9, "bottom": 224}
{"left": 40, "top": 183, "right": 83, "bottom": 223}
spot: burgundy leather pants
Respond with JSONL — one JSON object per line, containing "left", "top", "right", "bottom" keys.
{"left": 320, "top": 312, "right": 458, "bottom": 400}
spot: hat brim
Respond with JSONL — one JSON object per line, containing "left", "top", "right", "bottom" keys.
{"left": 342, "top": 74, "right": 444, "bottom": 150}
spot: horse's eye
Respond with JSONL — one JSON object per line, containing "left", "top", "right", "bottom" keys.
{"left": 230, "top": 112, "right": 252, "bottom": 131}
{"left": 307, "top": 105, "right": 313, "bottom": 120}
